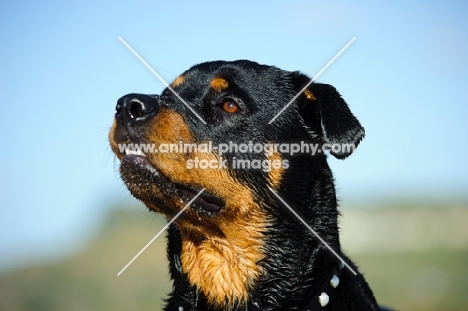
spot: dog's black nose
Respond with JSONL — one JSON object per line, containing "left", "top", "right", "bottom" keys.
{"left": 115, "top": 94, "right": 160, "bottom": 126}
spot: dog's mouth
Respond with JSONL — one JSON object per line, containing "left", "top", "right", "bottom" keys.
{"left": 179, "top": 186, "right": 224, "bottom": 213}
{"left": 120, "top": 150, "right": 224, "bottom": 215}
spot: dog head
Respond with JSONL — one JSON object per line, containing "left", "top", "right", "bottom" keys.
{"left": 109, "top": 59, "right": 364, "bottom": 216}
{"left": 109, "top": 59, "right": 364, "bottom": 306}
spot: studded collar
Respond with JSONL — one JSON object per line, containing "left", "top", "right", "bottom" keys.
{"left": 176, "top": 258, "right": 344, "bottom": 311}
{"left": 299, "top": 261, "right": 343, "bottom": 311}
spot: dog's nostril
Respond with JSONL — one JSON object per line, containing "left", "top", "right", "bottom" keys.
{"left": 115, "top": 94, "right": 159, "bottom": 125}
{"left": 115, "top": 94, "right": 159, "bottom": 126}
{"left": 129, "top": 100, "right": 147, "bottom": 119}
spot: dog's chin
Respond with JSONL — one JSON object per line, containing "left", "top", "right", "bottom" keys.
{"left": 119, "top": 153, "right": 225, "bottom": 216}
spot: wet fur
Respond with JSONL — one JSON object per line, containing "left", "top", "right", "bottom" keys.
{"left": 110, "top": 60, "right": 387, "bottom": 310}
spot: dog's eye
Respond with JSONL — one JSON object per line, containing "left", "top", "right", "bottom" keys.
{"left": 221, "top": 100, "right": 240, "bottom": 113}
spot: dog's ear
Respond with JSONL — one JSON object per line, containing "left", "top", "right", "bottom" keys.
{"left": 291, "top": 72, "right": 365, "bottom": 159}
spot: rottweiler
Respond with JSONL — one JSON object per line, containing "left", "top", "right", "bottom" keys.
{"left": 109, "top": 60, "right": 390, "bottom": 310}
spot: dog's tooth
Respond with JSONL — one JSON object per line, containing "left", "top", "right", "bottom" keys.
{"left": 124, "top": 149, "right": 146, "bottom": 156}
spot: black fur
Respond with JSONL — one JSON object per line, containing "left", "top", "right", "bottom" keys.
{"left": 111, "top": 60, "right": 392, "bottom": 310}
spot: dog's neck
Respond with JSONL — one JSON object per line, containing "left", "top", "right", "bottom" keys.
{"left": 249, "top": 164, "right": 342, "bottom": 309}
{"left": 168, "top": 159, "right": 346, "bottom": 310}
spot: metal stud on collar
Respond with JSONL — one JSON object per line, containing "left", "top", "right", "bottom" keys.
{"left": 318, "top": 292, "right": 330, "bottom": 307}
{"left": 330, "top": 274, "right": 340, "bottom": 288}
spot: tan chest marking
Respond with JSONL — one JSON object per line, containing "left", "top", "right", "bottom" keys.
{"left": 180, "top": 212, "right": 266, "bottom": 307}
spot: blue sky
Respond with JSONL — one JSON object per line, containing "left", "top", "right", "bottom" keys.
{"left": 1, "top": 0, "right": 467, "bottom": 271}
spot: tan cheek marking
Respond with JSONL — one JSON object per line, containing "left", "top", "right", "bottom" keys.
{"left": 304, "top": 89, "right": 316, "bottom": 101}
{"left": 149, "top": 109, "right": 192, "bottom": 142}
{"left": 171, "top": 75, "right": 185, "bottom": 88}
{"left": 146, "top": 111, "right": 253, "bottom": 214}
{"left": 145, "top": 109, "right": 195, "bottom": 186}
{"left": 210, "top": 77, "right": 229, "bottom": 92}
{"left": 267, "top": 151, "right": 285, "bottom": 190}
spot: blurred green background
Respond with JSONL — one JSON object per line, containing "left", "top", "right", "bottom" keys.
{"left": 1, "top": 202, "right": 467, "bottom": 311}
